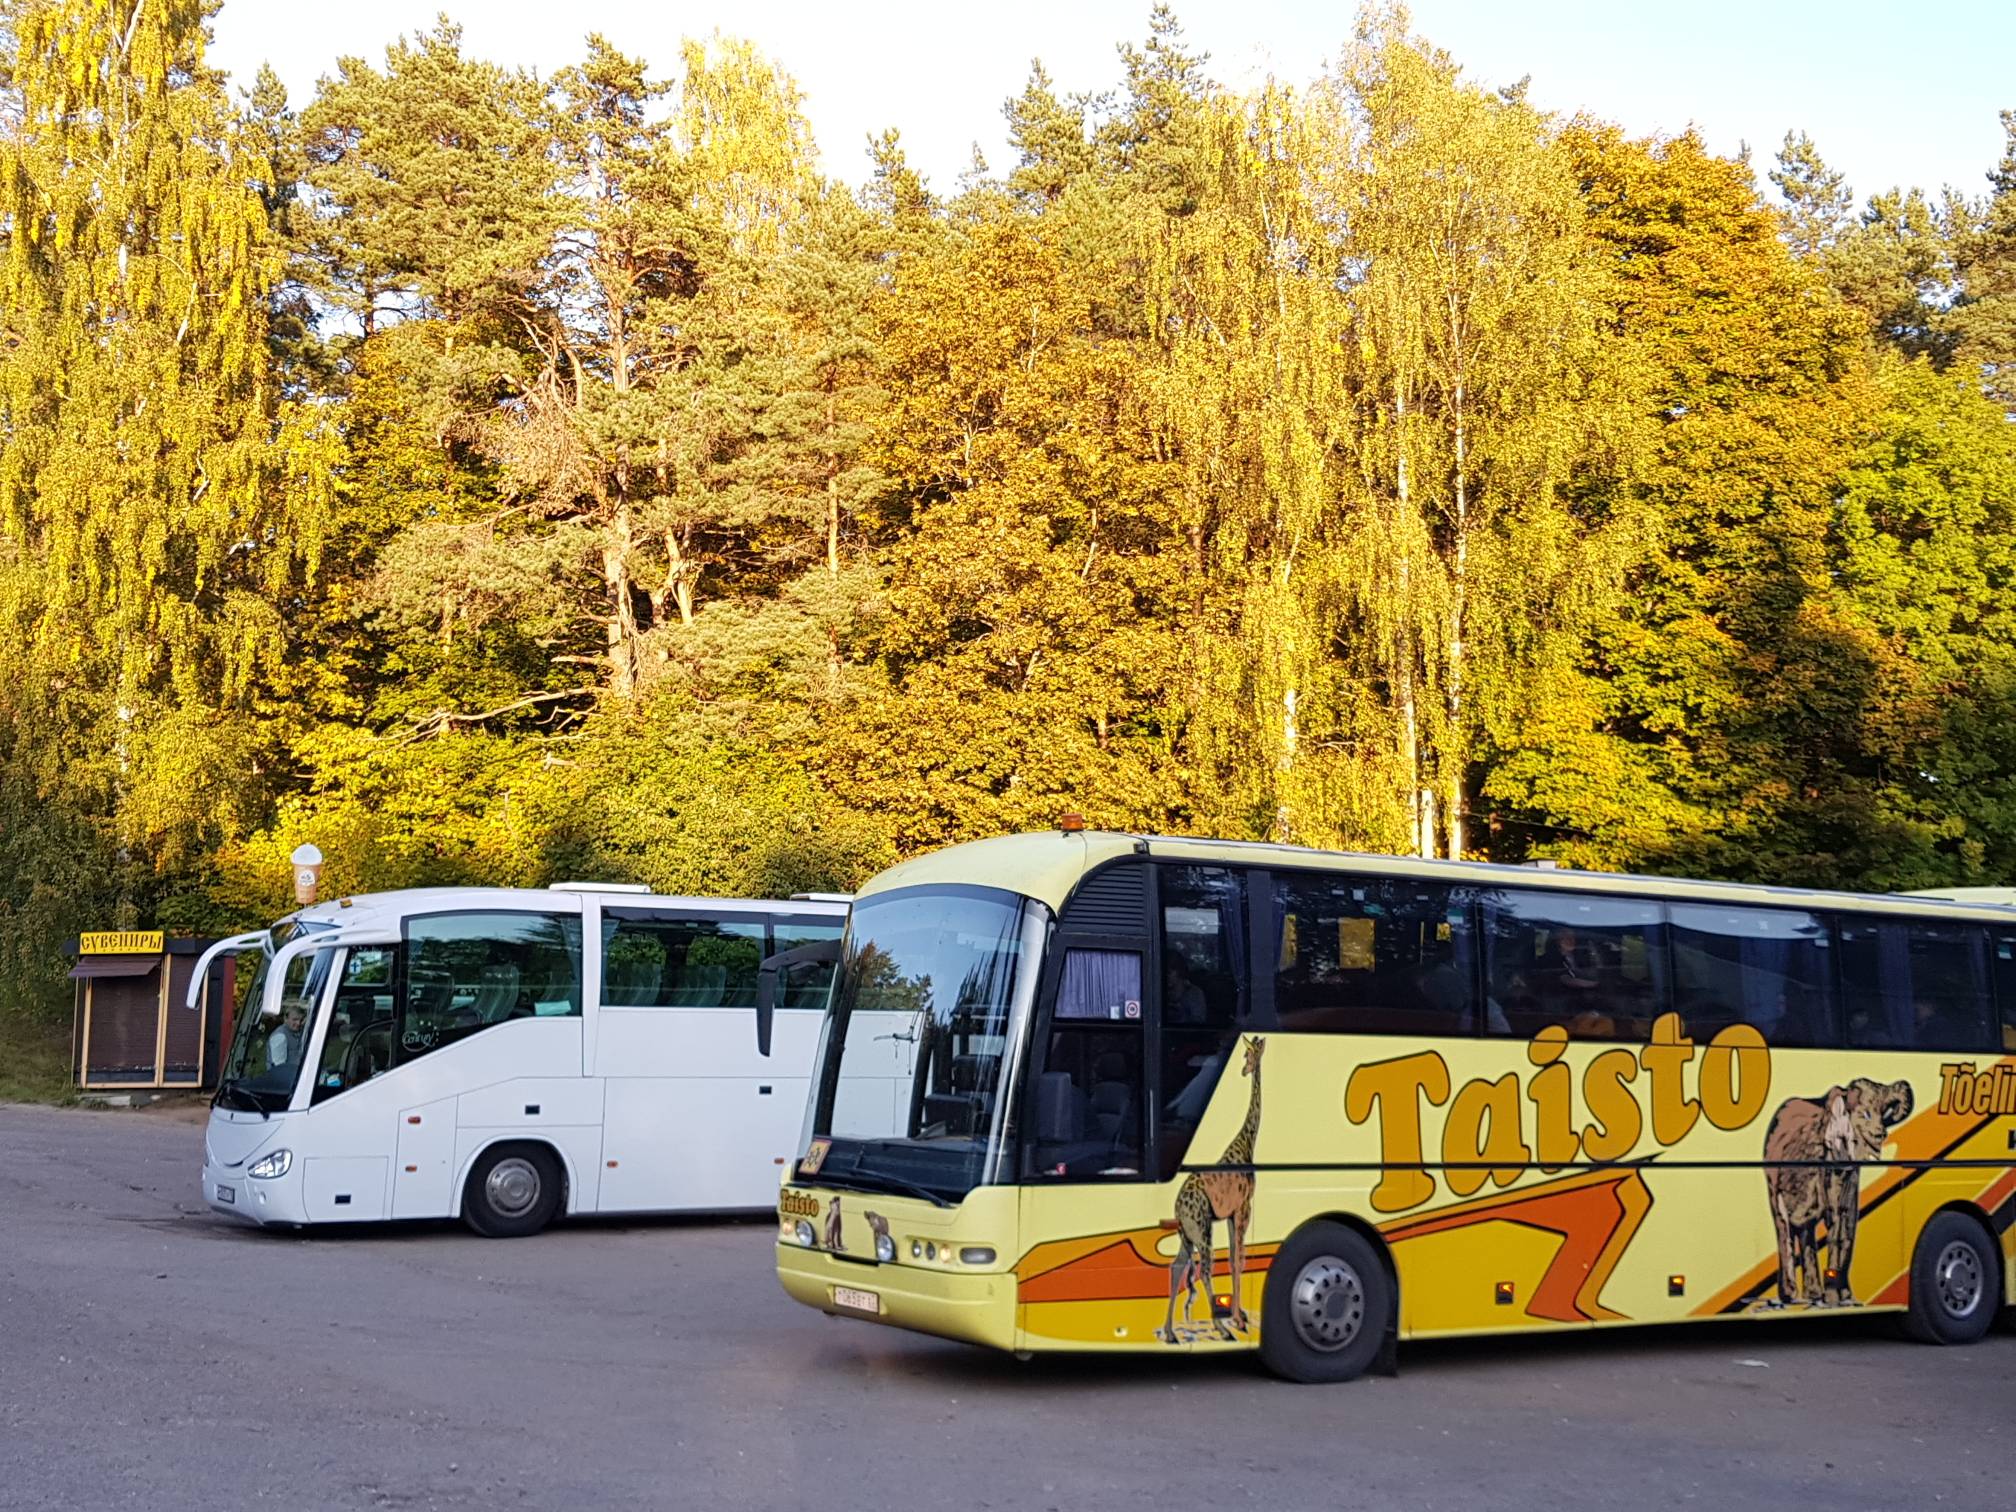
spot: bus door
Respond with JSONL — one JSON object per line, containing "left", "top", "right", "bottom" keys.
{"left": 1015, "top": 861, "right": 1256, "bottom": 1348}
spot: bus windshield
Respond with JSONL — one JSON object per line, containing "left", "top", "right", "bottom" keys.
{"left": 216, "top": 920, "right": 336, "bottom": 1114}
{"left": 808, "top": 887, "right": 1050, "bottom": 1201}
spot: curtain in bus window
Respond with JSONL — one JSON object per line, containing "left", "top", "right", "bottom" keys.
{"left": 1032, "top": 949, "right": 1145, "bottom": 1179}
{"left": 1667, "top": 904, "right": 1836, "bottom": 1047}
{"left": 1481, "top": 890, "right": 1664, "bottom": 1041}
{"left": 600, "top": 910, "right": 765, "bottom": 1008}
{"left": 1273, "top": 875, "right": 1475, "bottom": 1036}
{"left": 1840, "top": 920, "right": 1993, "bottom": 1051}
{"left": 1056, "top": 949, "right": 1143, "bottom": 1021}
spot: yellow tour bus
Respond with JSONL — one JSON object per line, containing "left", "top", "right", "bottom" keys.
{"left": 767, "top": 830, "right": 2016, "bottom": 1381}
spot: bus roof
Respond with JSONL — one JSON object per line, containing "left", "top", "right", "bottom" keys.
{"left": 853, "top": 829, "right": 2016, "bottom": 924}
{"left": 289, "top": 885, "right": 849, "bottom": 929}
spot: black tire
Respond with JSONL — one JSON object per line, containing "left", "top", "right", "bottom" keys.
{"left": 462, "top": 1143, "right": 563, "bottom": 1239}
{"left": 1258, "top": 1221, "right": 1393, "bottom": 1383}
{"left": 1903, "top": 1211, "right": 2000, "bottom": 1345}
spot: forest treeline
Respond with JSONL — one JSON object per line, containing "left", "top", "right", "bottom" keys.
{"left": 4, "top": 0, "right": 2016, "bottom": 1022}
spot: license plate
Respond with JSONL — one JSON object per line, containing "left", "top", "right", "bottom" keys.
{"left": 215, "top": 1184, "right": 236, "bottom": 1205}
{"left": 831, "top": 1285, "right": 880, "bottom": 1315}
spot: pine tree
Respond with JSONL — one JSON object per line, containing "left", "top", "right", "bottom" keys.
{"left": 1771, "top": 131, "right": 1855, "bottom": 259}
{"left": 1949, "top": 111, "right": 2016, "bottom": 410}
{"left": 1004, "top": 61, "right": 1096, "bottom": 206}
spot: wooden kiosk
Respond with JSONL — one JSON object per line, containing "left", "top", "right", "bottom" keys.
{"left": 67, "top": 930, "right": 237, "bottom": 1094}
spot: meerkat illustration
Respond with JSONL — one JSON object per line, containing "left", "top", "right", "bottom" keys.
{"left": 864, "top": 1211, "right": 891, "bottom": 1254}
{"left": 822, "top": 1194, "right": 845, "bottom": 1252}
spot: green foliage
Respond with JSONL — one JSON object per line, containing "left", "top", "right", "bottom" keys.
{"left": 5, "top": 3, "right": 2016, "bottom": 1036}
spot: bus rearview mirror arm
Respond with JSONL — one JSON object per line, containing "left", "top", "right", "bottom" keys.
{"left": 755, "top": 938, "right": 842, "bottom": 1057}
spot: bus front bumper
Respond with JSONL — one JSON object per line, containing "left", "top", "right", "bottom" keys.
{"left": 203, "top": 1155, "right": 307, "bottom": 1226}
{"left": 776, "top": 1243, "right": 1018, "bottom": 1351}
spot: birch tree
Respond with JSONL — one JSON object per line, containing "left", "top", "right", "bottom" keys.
{"left": 1310, "top": 11, "right": 1641, "bottom": 858}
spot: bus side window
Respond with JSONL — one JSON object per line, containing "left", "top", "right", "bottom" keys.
{"left": 600, "top": 910, "right": 765, "bottom": 1008}
{"left": 1272, "top": 875, "right": 1474, "bottom": 1036}
{"left": 1996, "top": 934, "right": 2016, "bottom": 1051}
{"left": 1841, "top": 920, "right": 1994, "bottom": 1052}
{"left": 1157, "top": 866, "right": 1247, "bottom": 1181}
{"left": 1030, "top": 949, "right": 1145, "bottom": 1180}
{"left": 770, "top": 918, "right": 843, "bottom": 1009}
{"left": 1481, "top": 890, "right": 1663, "bottom": 1041}
{"left": 313, "top": 946, "right": 399, "bottom": 1103}
{"left": 401, "top": 913, "right": 584, "bottom": 1065}
{"left": 1667, "top": 904, "right": 1835, "bottom": 1047}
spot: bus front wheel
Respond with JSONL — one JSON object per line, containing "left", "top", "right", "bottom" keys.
{"left": 463, "top": 1144, "right": 563, "bottom": 1239}
{"left": 1904, "top": 1211, "right": 1999, "bottom": 1345}
{"left": 1258, "top": 1221, "right": 1392, "bottom": 1383}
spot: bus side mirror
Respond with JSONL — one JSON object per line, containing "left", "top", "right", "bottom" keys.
{"left": 755, "top": 939, "right": 842, "bottom": 1058}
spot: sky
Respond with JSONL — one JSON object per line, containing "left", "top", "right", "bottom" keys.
{"left": 208, "top": 0, "right": 2015, "bottom": 208}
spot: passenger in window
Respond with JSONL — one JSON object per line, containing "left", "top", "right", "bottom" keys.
{"left": 1912, "top": 994, "right": 1976, "bottom": 1049}
{"left": 1165, "top": 958, "right": 1208, "bottom": 1026}
{"left": 1543, "top": 928, "right": 1602, "bottom": 995}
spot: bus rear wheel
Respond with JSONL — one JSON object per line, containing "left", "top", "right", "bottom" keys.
{"left": 463, "top": 1144, "right": 562, "bottom": 1239}
{"left": 1904, "top": 1212, "right": 1999, "bottom": 1345}
{"left": 1258, "top": 1221, "right": 1392, "bottom": 1383}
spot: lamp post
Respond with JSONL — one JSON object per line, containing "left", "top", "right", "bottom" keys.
{"left": 291, "top": 843, "right": 324, "bottom": 906}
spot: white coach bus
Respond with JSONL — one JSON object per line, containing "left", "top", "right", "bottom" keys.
{"left": 193, "top": 883, "right": 849, "bottom": 1237}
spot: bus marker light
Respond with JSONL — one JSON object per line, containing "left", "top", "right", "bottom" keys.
{"left": 1668, "top": 1275, "right": 1685, "bottom": 1297}
{"left": 959, "top": 1247, "right": 996, "bottom": 1265}
{"left": 912, "top": 1240, "right": 923, "bottom": 1258}
{"left": 607, "top": 1160, "right": 619, "bottom": 1168}
{"left": 1494, "top": 1282, "right": 1515, "bottom": 1306}
{"left": 404, "top": 1165, "right": 417, "bottom": 1173}
{"left": 407, "top": 1116, "right": 421, "bottom": 1125}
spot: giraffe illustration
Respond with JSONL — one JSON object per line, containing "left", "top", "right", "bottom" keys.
{"left": 1159, "top": 1035, "right": 1265, "bottom": 1344}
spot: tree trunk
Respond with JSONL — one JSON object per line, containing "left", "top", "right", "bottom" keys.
{"left": 1394, "top": 377, "right": 1430, "bottom": 858}
{"left": 825, "top": 391, "right": 841, "bottom": 576}
{"left": 1446, "top": 360, "right": 1468, "bottom": 862}
{"left": 603, "top": 504, "right": 637, "bottom": 698}
{"left": 663, "top": 528, "right": 695, "bottom": 626}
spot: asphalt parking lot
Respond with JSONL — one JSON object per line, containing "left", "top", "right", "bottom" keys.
{"left": 1, "top": 1102, "right": 2011, "bottom": 1512}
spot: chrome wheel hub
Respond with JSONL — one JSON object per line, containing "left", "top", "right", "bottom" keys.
{"left": 1934, "top": 1240, "right": 1984, "bottom": 1319}
{"left": 485, "top": 1157, "right": 541, "bottom": 1218}
{"left": 1289, "top": 1256, "right": 1365, "bottom": 1353}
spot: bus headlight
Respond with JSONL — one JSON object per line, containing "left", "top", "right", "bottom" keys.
{"left": 875, "top": 1232, "right": 896, "bottom": 1263}
{"left": 247, "top": 1149, "right": 292, "bottom": 1180}
{"left": 794, "top": 1219, "right": 816, "bottom": 1248}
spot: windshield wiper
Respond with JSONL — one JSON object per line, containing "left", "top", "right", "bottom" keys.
{"left": 214, "top": 1080, "right": 269, "bottom": 1119}
{"left": 815, "top": 1171, "right": 954, "bottom": 1210}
